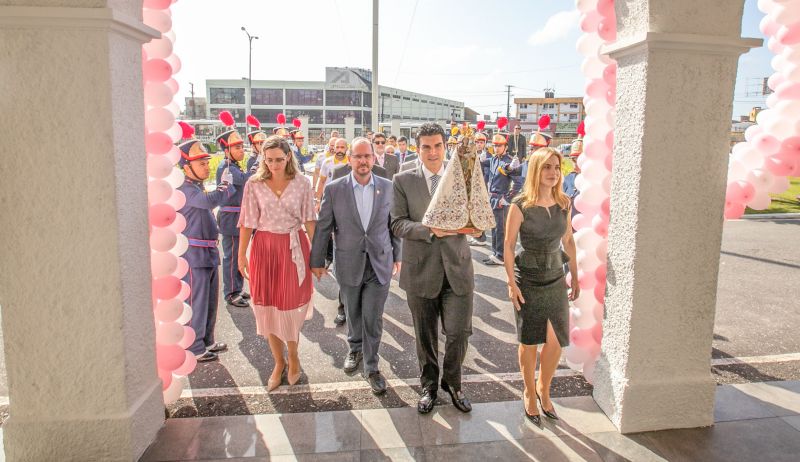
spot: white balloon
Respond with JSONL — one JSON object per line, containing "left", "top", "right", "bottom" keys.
{"left": 772, "top": 54, "right": 788, "bottom": 73}
{"left": 602, "top": 175, "right": 612, "bottom": 194}
{"left": 575, "top": 228, "right": 602, "bottom": 249}
{"left": 732, "top": 145, "right": 764, "bottom": 170}
{"left": 784, "top": 63, "right": 800, "bottom": 83}
{"left": 176, "top": 303, "right": 193, "bottom": 325}
{"left": 585, "top": 99, "right": 612, "bottom": 117}
{"left": 579, "top": 249, "right": 602, "bottom": 272}
{"left": 574, "top": 309, "right": 597, "bottom": 329}
{"left": 587, "top": 119, "right": 611, "bottom": 140}
{"left": 163, "top": 374, "right": 185, "bottom": 404}
{"left": 747, "top": 190, "right": 772, "bottom": 210}
{"left": 165, "top": 166, "right": 185, "bottom": 188}
{"left": 165, "top": 145, "right": 181, "bottom": 164}
{"left": 727, "top": 159, "right": 750, "bottom": 182}
{"left": 576, "top": 0, "right": 599, "bottom": 14}
{"left": 581, "top": 57, "right": 606, "bottom": 79}
{"left": 577, "top": 33, "right": 604, "bottom": 57}
{"left": 165, "top": 122, "right": 182, "bottom": 143}
{"left": 774, "top": 1, "right": 800, "bottom": 26}
{"left": 747, "top": 168, "right": 775, "bottom": 192}
{"left": 767, "top": 174, "right": 791, "bottom": 193}
{"left": 164, "top": 30, "right": 176, "bottom": 43}
{"left": 766, "top": 92, "right": 780, "bottom": 109}
{"left": 166, "top": 101, "right": 181, "bottom": 117}
{"left": 758, "top": 0, "right": 776, "bottom": 15}
{"left": 575, "top": 173, "right": 590, "bottom": 192}
{"left": 170, "top": 233, "right": 189, "bottom": 256}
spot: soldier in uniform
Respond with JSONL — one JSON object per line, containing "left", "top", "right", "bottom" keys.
{"left": 290, "top": 129, "right": 311, "bottom": 174}
{"left": 246, "top": 115, "right": 268, "bottom": 172}
{"left": 215, "top": 115, "right": 252, "bottom": 308}
{"left": 177, "top": 136, "right": 236, "bottom": 362}
{"left": 481, "top": 132, "right": 519, "bottom": 266}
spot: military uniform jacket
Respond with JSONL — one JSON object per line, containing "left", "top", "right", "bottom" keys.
{"left": 481, "top": 154, "right": 517, "bottom": 209}
{"left": 215, "top": 160, "right": 253, "bottom": 236}
{"left": 178, "top": 178, "right": 237, "bottom": 268}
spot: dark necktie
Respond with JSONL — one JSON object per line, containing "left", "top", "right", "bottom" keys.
{"left": 430, "top": 174, "right": 440, "bottom": 195}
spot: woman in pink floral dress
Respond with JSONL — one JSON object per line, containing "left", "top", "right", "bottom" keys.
{"left": 238, "top": 135, "right": 316, "bottom": 391}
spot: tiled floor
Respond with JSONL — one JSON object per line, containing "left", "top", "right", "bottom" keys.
{"left": 141, "top": 381, "right": 800, "bottom": 461}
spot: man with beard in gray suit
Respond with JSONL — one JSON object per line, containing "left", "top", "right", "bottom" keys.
{"left": 311, "top": 137, "right": 401, "bottom": 395}
{"left": 391, "top": 123, "right": 478, "bottom": 414}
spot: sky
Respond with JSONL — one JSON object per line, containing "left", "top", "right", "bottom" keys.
{"left": 170, "top": 0, "right": 772, "bottom": 120}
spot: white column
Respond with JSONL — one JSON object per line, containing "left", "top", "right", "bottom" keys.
{"left": 299, "top": 115, "right": 310, "bottom": 141}
{"left": 391, "top": 119, "right": 401, "bottom": 138}
{"left": 0, "top": 4, "right": 165, "bottom": 460}
{"left": 345, "top": 115, "right": 356, "bottom": 142}
{"left": 592, "top": 0, "right": 761, "bottom": 433}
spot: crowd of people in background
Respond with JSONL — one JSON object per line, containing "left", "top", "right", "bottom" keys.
{"left": 174, "top": 114, "right": 584, "bottom": 423}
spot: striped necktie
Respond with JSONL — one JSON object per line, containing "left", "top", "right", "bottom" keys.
{"left": 430, "top": 174, "right": 440, "bottom": 195}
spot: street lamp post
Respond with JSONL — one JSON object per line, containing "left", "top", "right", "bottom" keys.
{"left": 241, "top": 26, "right": 258, "bottom": 128}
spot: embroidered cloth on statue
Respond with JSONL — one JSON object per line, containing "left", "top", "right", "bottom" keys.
{"left": 421, "top": 153, "right": 495, "bottom": 232}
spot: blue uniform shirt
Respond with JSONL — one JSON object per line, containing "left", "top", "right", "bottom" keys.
{"left": 483, "top": 153, "right": 516, "bottom": 209}
{"left": 215, "top": 159, "right": 253, "bottom": 236}
{"left": 178, "top": 178, "right": 236, "bottom": 268}
{"left": 563, "top": 171, "right": 578, "bottom": 198}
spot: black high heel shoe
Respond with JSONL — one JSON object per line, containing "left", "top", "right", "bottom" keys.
{"left": 537, "top": 394, "right": 559, "bottom": 420}
{"left": 524, "top": 405, "right": 542, "bottom": 427}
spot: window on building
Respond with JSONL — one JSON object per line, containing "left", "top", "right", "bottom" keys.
{"left": 325, "top": 110, "right": 362, "bottom": 124}
{"left": 326, "top": 89, "right": 361, "bottom": 106}
{"left": 569, "top": 113, "right": 578, "bottom": 121}
{"left": 570, "top": 103, "right": 579, "bottom": 109}
{"left": 286, "top": 109, "right": 324, "bottom": 124}
{"left": 210, "top": 107, "right": 246, "bottom": 123}
{"left": 362, "top": 92, "right": 372, "bottom": 108}
{"left": 251, "top": 88, "right": 283, "bottom": 105}
{"left": 251, "top": 109, "right": 284, "bottom": 124}
{"left": 209, "top": 88, "right": 245, "bottom": 104}
{"left": 286, "top": 89, "right": 323, "bottom": 106}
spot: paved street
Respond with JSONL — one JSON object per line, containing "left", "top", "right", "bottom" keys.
{"left": 164, "top": 217, "right": 800, "bottom": 418}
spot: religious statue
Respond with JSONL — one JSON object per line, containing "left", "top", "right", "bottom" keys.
{"left": 421, "top": 123, "right": 495, "bottom": 233}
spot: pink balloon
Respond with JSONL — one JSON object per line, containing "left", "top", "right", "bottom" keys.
{"left": 591, "top": 321, "right": 603, "bottom": 344}
{"left": 144, "top": 0, "right": 172, "bottom": 8}
{"left": 605, "top": 131, "right": 614, "bottom": 150}
{"left": 768, "top": 73, "right": 786, "bottom": 92}
{"left": 156, "top": 343, "right": 185, "bottom": 371}
{"left": 574, "top": 193, "right": 599, "bottom": 216}
{"left": 761, "top": 16, "right": 781, "bottom": 36}
{"left": 765, "top": 153, "right": 800, "bottom": 176}
{"left": 753, "top": 133, "right": 780, "bottom": 156}
{"left": 583, "top": 358, "right": 598, "bottom": 384}
{"left": 602, "top": 63, "right": 617, "bottom": 86}
{"left": 724, "top": 200, "right": 745, "bottom": 220}
{"left": 156, "top": 321, "right": 185, "bottom": 345}
{"left": 597, "top": 0, "right": 614, "bottom": 18}
{"left": 155, "top": 298, "right": 183, "bottom": 322}
{"left": 148, "top": 179, "right": 172, "bottom": 205}
{"left": 748, "top": 191, "right": 773, "bottom": 210}
{"left": 147, "top": 154, "right": 174, "bottom": 179}
{"left": 158, "top": 367, "right": 172, "bottom": 390}
{"left": 744, "top": 124, "right": 763, "bottom": 142}
{"left": 166, "top": 189, "right": 186, "bottom": 210}
{"left": 167, "top": 212, "right": 187, "bottom": 233}
{"left": 594, "top": 282, "right": 606, "bottom": 303}
{"left": 768, "top": 175, "right": 791, "bottom": 194}
{"left": 725, "top": 180, "right": 756, "bottom": 203}
{"left": 570, "top": 327, "right": 595, "bottom": 348}
{"left": 173, "top": 350, "right": 197, "bottom": 377}
{"left": 146, "top": 107, "right": 175, "bottom": 132}
{"left": 164, "top": 145, "right": 181, "bottom": 164}
{"left": 177, "top": 326, "right": 196, "bottom": 350}
{"left": 146, "top": 132, "right": 173, "bottom": 154}
{"left": 592, "top": 214, "right": 609, "bottom": 238}
{"left": 596, "top": 240, "right": 608, "bottom": 263}
{"left": 153, "top": 275, "right": 181, "bottom": 299}
{"left": 780, "top": 136, "right": 800, "bottom": 159}
{"left": 178, "top": 280, "right": 191, "bottom": 301}
{"left": 143, "top": 9, "right": 172, "bottom": 33}
{"left": 593, "top": 302, "right": 604, "bottom": 321}
{"left": 165, "top": 78, "right": 179, "bottom": 94}
{"left": 143, "top": 58, "right": 173, "bottom": 82}
{"left": 604, "top": 151, "right": 613, "bottom": 170}
{"left": 600, "top": 197, "right": 610, "bottom": 216}
{"left": 164, "top": 54, "right": 182, "bottom": 75}
{"left": 584, "top": 141, "right": 610, "bottom": 160}
{"left": 172, "top": 256, "right": 189, "bottom": 279}
{"left": 594, "top": 264, "right": 607, "bottom": 285}
{"left": 150, "top": 228, "right": 177, "bottom": 252}
{"left": 778, "top": 23, "right": 800, "bottom": 46}
{"left": 149, "top": 203, "right": 177, "bottom": 228}
{"left": 597, "top": 18, "right": 617, "bottom": 41}
{"left": 572, "top": 213, "right": 590, "bottom": 231}
{"left": 144, "top": 37, "right": 173, "bottom": 60}
{"left": 577, "top": 270, "right": 596, "bottom": 290}
{"left": 151, "top": 251, "right": 178, "bottom": 278}
{"left": 586, "top": 79, "right": 610, "bottom": 99}
{"left": 605, "top": 86, "right": 616, "bottom": 106}
{"left": 776, "top": 81, "right": 800, "bottom": 100}
{"left": 580, "top": 11, "right": 602, "bottom": 33}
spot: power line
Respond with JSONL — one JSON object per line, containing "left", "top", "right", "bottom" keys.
{"left": 398, "top": 64, "right": 580, "bottom": 76}
{"left": 393, "top": 0, "right": 420, "bottom": 84}
{"left": 331, "top": 0, "right": 352, "bottom": 63}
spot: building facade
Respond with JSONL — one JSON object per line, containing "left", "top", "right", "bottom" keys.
{"left": 515, "top": 93, "right": 586, "bottom": 136}
{"left": 206, "top": 67, "right": 464, "bottom": 141}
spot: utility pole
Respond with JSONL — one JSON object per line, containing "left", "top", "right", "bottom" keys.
{"left": 189, "top": 82, "right": 195, "bottom": 119}
{"left": 371, "top": 0, "right": 379, "bottom": 133}
{"left": 505, "top": 84, "right": 513, "bottom": 120}
{"left": 241, "top": 26, "right": 258, "bottom": 125}
{"left": 492, "top": 111, "right": 502, "bottom": 120}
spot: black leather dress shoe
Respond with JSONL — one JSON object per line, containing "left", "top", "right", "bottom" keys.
{"left": 239, "top": 291, "right": 251, "bottom": 300}
{"left": 226, "top": 294, "right": 249, "bottom": 308}
{"left": 195, "top": 351, "right": 218, "bottom": 362}
{"left": 207, "top": 342, "right": 227, "bottom": 353}
{"left": 441, "top": 382, "right": 472, "bottom": 413}
{"left": 334, "top": 313, "right": 347, "bottom": 326}
{"left": 417, "top": 389, "right": 436, "bottom": 414}
{"left": 366, "top": 371, "right": 387, "bottom": 395}
{"left": 343, "top": 351, "right": 362, "bottom": 373}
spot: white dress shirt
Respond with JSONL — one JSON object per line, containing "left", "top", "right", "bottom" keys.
{"left": 421, "top": 163, "right": 445, "bottom": 195}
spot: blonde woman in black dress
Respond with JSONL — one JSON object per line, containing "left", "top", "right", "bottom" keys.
{"left": 503, "top": 147, "right": 579, "bottom": 426}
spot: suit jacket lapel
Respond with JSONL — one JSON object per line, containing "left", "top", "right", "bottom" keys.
{"left": 367, "top": 177, "right": 382, "bottom": 231}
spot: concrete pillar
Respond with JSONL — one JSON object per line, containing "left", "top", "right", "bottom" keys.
{"left": 299, "top": 115, "right": 309, "bottom": 142}
{"left": 592, "top": 0, "right": 761, "bottom": 433}
{"left": 0, "top": 3, "right": 165, "bottom": 460}
{"left": 345, "top": 115, "right": 356, "bottom": 142}
{"left": 391, "top": 119, "right": 401, "bottom": 137}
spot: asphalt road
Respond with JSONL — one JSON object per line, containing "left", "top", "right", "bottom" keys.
{"left": 167, "top": 217, "right": 800, "bottom": 417}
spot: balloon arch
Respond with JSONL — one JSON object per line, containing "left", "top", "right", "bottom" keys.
{"left": 140, "top": 0, "right": 799, "bottom": 402}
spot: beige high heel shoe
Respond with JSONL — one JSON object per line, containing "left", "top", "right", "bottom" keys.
{"left": 287, "top": 362, "right": 302, "bottom": 385}
{"left": 267, "top": 366, "right": 285, "bottom": 392}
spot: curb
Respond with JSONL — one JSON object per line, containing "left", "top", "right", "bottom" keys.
{"left": 741, "top": 213, "right": 800, "bottom": 220}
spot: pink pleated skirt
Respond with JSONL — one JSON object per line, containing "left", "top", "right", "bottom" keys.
{"left": 249, "top": 230, "right": 313, "bottom": 343}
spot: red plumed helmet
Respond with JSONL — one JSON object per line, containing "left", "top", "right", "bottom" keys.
{"left": 497, "top": 117, "right": 508, "bottom": 131}
{"left": 178, "top": 121, "right": 194, "bottom": 139}
{"left": 246, "top": 114, "right": 261, "bottom": 128}
{"left": 276, "top": 113, "right": 286, "bottom": 125}
{"left": 292, "top": 118, "right": 302, "bottom": 128}
{"left": 477, "top": 121, "right": 486, "bottom": 131}
{"left": 219, "top": 110, "right": 235, "bottom": 127}
{"left": 538, "top": 115, "right": 551, "bottom": 130}
{"left": 577, "top": 120, "right": 585, "bottom": 137}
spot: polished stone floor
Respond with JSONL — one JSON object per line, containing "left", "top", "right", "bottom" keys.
{"left": 140, "top": 380, "right": 800, "bottom": 461}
